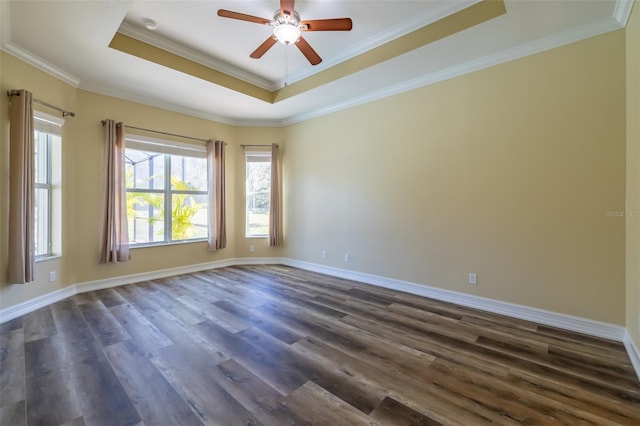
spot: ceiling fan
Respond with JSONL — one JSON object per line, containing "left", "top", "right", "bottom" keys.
{"left": 217, "top": 0, "right": 353, "bottom": 65}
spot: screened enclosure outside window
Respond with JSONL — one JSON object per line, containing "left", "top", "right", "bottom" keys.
{"left": 125, "top": 137, "right": 208, "bottom": 245}
{"left": 245, "top": 151, "right": 271, "bottom": 237}
{"left": 34, "top": 130, "right": 52, "bottom": 256}
{"left": 34, "top": 112, "right": 62, "bottom": 258}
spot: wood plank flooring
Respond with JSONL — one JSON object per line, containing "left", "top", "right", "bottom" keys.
{"left": 1, "top": 265, "right": 640, "bottom": 425}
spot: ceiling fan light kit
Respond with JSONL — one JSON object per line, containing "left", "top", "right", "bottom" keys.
{"left": 217, "top": 0, "right": 352, "bottom": 65}
{"left": 273, "top": 24, "right": 300, "bottom": 44}
{"left": 272, "top": 11, "right": 302, "bottom": 45}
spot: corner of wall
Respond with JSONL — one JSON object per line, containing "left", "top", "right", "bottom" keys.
{"left": 626, "top": 0, "right": 640, "bottom": 372}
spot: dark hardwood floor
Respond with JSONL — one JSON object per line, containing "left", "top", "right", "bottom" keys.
{"left": 1, "top": 265, "right": 640, "bottom": 425}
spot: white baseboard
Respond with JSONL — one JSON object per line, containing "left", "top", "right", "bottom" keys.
{"left": 0, "top": 257, "right": 273, "bottom": 323}
{"left": 0, "top": 257, "right": 627, "bottom": 346}
{"left": 624, "top": 330, "right": 640, "bottom": 382}
{"left": 77, "top": 258, "right": 239, "bottom": 294}
{"left": 0, "top": 286, "right": 76, "bottom": 324}
{"left": 2, "top": 255, "right": 638, "bottom": 385}
{"left": 227, "top": 257, "right": 284, "bottom": 266}
{"left": 281, "top": 258, "right": 626, "bottom": 342}
{"left": 76, "top": 257, "right": 281, "bottom": 294}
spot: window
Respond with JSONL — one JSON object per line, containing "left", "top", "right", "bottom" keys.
{"left": 245, "top": 151, "right": 271, "bottom": 237}
{"left": 34, "top": 111, "right": 62, "bottom": 259}
{"left": 125, "top": 137, "right": 208, "bottom": 245}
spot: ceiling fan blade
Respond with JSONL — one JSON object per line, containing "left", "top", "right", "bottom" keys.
{"left": 217, "top": 9, "right": 271, "bottom": 25}
{"left": 280, "top": 0, "right": 295, "bottom": 16}
{"left": 295, "top": 36, "right": 322, "bottom": 65}
{"left": 301, "top": 18, "right": 353, "bottom": 31}
{"left": 250, "top": 37, "right": 277, "bottom": 59}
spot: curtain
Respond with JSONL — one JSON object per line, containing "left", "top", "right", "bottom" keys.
{"left": 269, "top": 143, "right": 282, "bottom": 247}
{"left": 207, "top": 140, "right": 226, "bottom": 251}
{"left": 8, "top": 90, "right": 35, "bottom": 283}
{"left": 99, "top": 120, "right": 130, "bottom": 263}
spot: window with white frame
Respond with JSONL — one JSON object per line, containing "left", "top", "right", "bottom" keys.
{"left": 34, "top": 111, "right": 63, "bottom": 259}
{"left": 245, "top": 151, "right": 271, "bottom": 238}
{"left": 125, "top": 136, "right": 208, "bottom": 245}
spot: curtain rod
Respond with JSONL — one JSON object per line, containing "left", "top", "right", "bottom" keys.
{"left": 241, "top": 144, "right": 278, "bottom": 148}
{"left": 7, "top": 90, "right": 75, "bottom": 117}
{"left": 101, "top": 121, "right": 211, "bottom": 143}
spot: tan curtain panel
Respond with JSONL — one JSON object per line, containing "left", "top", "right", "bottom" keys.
{"left": 99, "top": 120, "right": 130, "bottom": 263}
{"left": 269, "top": 143, "right": 282, "bottom": 247}
{"left": 207, "top": 140, "right": 226, "bottom": 251}
{"left": 8, "top": 90, "right": 35, "bottom": 283}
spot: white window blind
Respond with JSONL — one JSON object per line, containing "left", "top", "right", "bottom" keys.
{"left": 126, "top": 135, "right": 206, "bottom": 158}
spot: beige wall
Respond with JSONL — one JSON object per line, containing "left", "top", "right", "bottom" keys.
{"left": 627, "top": 2, "right": 640, "bottom": 347}
{"left": 283, "top": 30, "right": 627, "bottom": 325}
{"left": 1, "top": 52, "right": 277, "bottom": 310}
{"left": 68, "top": 89, "right": 238, "bottom": 286}
{"left": 1, "top": 53, "right": 79, "bottom": 309}
{"left": 0, "top": 25, "right": 633, "bottom": 329}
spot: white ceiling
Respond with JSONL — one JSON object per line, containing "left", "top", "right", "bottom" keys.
{"left": 0, "top": 0, "right": 634, "bottom": 126}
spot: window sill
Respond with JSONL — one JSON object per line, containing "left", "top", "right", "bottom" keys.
{"left": 130, "top": 238, "right": 207, "bottom": 249}
{"left": 245, "top": 235, "right": 268, "bottom": 239}
{"left": 35, "top": 255, "right": 61, "bottom": 263}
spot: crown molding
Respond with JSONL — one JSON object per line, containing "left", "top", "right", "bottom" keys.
{"left": 613, "top": 0, "right": 635, "bottom": 26}
{"left": 283, "top": 14, "right": 623, "bottom": 126}
{"left": 282, "top": 0, "right": 480, "bottom": 86}
{"left": 78, "top": 81, "right": 238, "bottom": 126}
{"left": 0, "top": 0, "right": 80, "bottom": 87}
{"left": 119, "top": 1, "right": 482, "bottom": 92}
{"left": 2, "top": 42, "right": 81, "bottom": 88}
{"left": 79, "top": 81, "right": 284, "bottom": 128}
{"left": 117, "top": 21, "right": 279, "bottom": 91}
{"left": 0, "top": 0, "right": 631, "bottom": 127}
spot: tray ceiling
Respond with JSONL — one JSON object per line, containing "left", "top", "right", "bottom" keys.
{"left": 0, "top": 1, "right": 633, "bottom": 126}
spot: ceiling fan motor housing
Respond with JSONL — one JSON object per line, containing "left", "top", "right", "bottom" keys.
{"left": 217, "top": 1, "right": 352, "bottom": 65}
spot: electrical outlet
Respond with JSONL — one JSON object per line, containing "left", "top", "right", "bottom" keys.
{"left": 49, "top": 271, "right": 56, "bottom": 283}
{"left": 322, "top": 250, "right": 327, "bottom": 258}
{"left": 344, "top": 254, "right": 350, "bottom": 262}
{"left": 249, "top": 245, "right": 255, "bottom": 253}
{"left": 468, "top": 273, "right": 477, "bottom": 285}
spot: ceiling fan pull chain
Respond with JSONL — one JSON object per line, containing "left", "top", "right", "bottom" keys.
{"left": 217, "top": 1, "right": 352, "bottom": 66}
{"left": 284, "top": 47, "right": 289, "bottom": 87}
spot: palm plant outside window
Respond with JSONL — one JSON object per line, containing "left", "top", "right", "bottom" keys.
{"left": 125, "top": 146, "right": 208, "bottom": 245}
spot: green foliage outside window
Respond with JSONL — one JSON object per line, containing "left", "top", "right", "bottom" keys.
{"left": 127, "top": 176, "right": 204, "bottom": 241}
